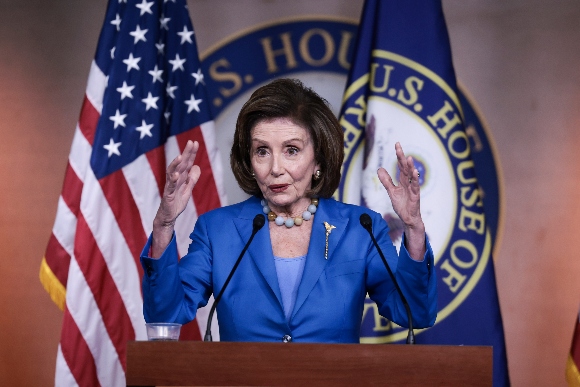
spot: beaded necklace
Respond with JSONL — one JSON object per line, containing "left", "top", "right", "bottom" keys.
{"left": 261, "top": 198, "right": 319, "bottom": 228}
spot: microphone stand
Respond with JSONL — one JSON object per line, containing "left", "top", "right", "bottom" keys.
{"left": 360, "top": 213, "right": 415, "bottom": 344}
{"left": 204, "top": 214, "right": 265, "bottom": 342}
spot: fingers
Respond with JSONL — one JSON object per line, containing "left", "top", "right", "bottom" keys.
{"left": 186, "top": 165, "right": 201, "bottom": 190}
{"left": 166, "top": 140, "right": 200, "bottom": 192}
{"left": 394, "top": 142, "right": 419, "bottom": 186}
{"left": 377, "top": 167, "right": 395, "bottom": 192}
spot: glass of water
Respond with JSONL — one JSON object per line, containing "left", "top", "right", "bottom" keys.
{"left": 145, "top": 323, "right": 181, "bottom": 341}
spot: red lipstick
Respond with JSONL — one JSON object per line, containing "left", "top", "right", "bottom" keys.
{"left": 269, "top": 184, "right": 288, "bottom": 193}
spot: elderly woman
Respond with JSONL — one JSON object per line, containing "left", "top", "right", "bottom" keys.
{"left": 141, "top": 78, "right": 437, "bottom": 343}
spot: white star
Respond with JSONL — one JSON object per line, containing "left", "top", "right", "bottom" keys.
{"left": 109, "top": 109, "right": 127, "bottom": 128}
{"left": 142, "top": 92, "right": 159, "bottom": 111}
{"left": 184, "top": 93, "right": 202, "bottom": 113}
{"left": 104, "top": 138, "right": 122, "bottom": 157}
{"left": 164, "top": 111, "right": 171, "bottom": 123}
{"left": 164, "top": 0, "right": 176, "bottom": 3}
{"left": 123, "top": 53, "right": 141, "bottom": 72}
{"left": 118, "top": 0, "right": 127, "bottom": 3}
{"left": 155, "top": 42, "right": 165, "bottom": 55}
{"left": 166, "top": 82, "right": 178, "bottom": 99}
{"left": 129, "top": 25, "right": 148, "bottom": 44}
{"left": 135, "top": 120, "right": 154, "bottom": 139}
{"left": 148, "top": 65, "right": 163, "bottom": 83}
{"left": 110, "top": 14, "right": 122, "bottom": 31}
{"left": 191, "top": 68, "right": 205, "bottom": 85}
{"left": 160, "top": 15, "right": 171, "bottom": 30}
{"left": 135, "top": 0, "right": 154, "bottom": 16}
{"left": 110, "top": 46, "right": 115, "bottom": 59}
{"left": 116, "top": 81, "right": 135, "bottom": 100}
{"left": 177, "top": 26, "right": 194, "bottom": 44}
{"left": 168, "top": 53, "right": 186, "bottom": 71}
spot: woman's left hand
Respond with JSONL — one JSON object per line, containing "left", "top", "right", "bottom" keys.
{"left": 377, "top": 142, "right": 426, "bottom": 260}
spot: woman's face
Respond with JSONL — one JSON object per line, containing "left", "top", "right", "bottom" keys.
{"left": 250, "top": 117, "right": 320, "bottom": 213}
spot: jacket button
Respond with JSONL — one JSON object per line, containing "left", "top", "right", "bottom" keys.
{"left": 146, "top": 268, "right": 152, "bottom": 276}
{"left": 282, "top": 334, "right": 292, "bottom": 343}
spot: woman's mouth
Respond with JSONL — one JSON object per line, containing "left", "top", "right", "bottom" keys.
{"left": 268, "top": 184, "right": 289, "bottom": 193}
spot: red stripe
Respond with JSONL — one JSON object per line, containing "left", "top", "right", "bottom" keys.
{"left": 60, "top": 306, "right": 100, "bottom": 387}
{"left": 175, "top": 126, "right": 221, "bottom": 341}
{"left": 78, "top": 96, "right": 99, "bottom": 145}
{"left": 44, "top": 233, "right": 71, "bottom": 287}
{"left": 99, "top": 170, "right": 146, "bottom": 281}
{"left": 572, "top": 317, "right": 580, "bottom": 365}
{"left": 179, "top": 319, "right": 202, "bottom": 341}
{"left": 45, "top": 162, "right": 83, "bottom": 292}
{"left": 176, "top": 127, "right": 221, "bottom": 215}
{"left": 145, "top": 145, "right": 167, "bottom": 197}
{"left": 61, "top": 162, "right": 84, "bottom": 216}
{"left": 74, "top": 214, "right": 135, "bottom": 370}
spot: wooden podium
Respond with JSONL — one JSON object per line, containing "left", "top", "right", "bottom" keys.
{"left": 126, "top": 341, "right": 492, "bottom": 386}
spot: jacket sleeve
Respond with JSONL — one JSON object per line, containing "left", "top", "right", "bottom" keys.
{"left": 365, "top": 212, "right": 437, "bottom": 329}
{"left": 140, "top": 215, "right": 213, "bottom": 324}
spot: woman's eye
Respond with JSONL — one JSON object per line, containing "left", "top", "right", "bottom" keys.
{"left": 255, "top": 148, "right": 268, "bottom": 156}
{"left": 287, "top": 146, "right": 299, "bottom": 155}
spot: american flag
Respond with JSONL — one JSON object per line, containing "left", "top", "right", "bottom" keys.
{"left": 38, "top": 0, "right": 225, "bottom": 385}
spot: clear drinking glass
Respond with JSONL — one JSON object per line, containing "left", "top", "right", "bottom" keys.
{"left": 145, "top": 323, "right": 181, "bottom": 341}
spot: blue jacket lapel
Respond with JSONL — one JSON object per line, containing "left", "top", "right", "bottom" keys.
{"left": 292, "top": 198, "right": 348, "bottom": 319}
{"left": 233, "top": 198, "right": 284, "bottom": 309}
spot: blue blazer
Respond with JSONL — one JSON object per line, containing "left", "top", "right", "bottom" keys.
{"left": 141, "top": 196, "right": 437, "bottom": 343}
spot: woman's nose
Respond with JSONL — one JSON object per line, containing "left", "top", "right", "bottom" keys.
{"left": 270, "top": 154, "right": 284, "bottom": 176}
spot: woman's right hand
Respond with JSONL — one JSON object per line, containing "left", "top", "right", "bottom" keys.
{"left": 151, "top": 140, "right": 201, "bottom": 257}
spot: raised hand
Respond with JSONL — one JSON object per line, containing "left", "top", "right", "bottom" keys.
{"left": 151, "top": 140, "right": 200, "bottom": 257}
{"left": 377, "top": 142, "right": 425, "bottom": 260}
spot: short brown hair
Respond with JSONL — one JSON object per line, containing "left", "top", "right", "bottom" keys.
{"left": 230, "top": 78, "right": 344, "bottom": 198}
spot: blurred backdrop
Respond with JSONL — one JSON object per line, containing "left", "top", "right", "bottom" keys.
{"left": 0, "top": 0, "right": 579, "bottom": 385}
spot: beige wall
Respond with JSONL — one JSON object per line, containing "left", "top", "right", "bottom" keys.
{"left": 0, "top": 0, "right": 579, "bottom": 385}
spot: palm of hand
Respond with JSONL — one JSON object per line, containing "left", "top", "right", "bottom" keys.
{"left": 377, "top": 143, "right": 422, "bottom": 229}
{"left": 156, "top": 141, "right": 200, "bottom": 226}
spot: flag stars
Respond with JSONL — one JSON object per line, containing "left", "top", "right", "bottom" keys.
{"left": 184, "top": 93, "right": 202, "bottom": 113}
{"left": 191, "top": 68, "right": 204, "bottom": 85}
{"left": 110, "top": 46, "right": 115, "bottom": 59}
{"left": 169, "top": 53, "right": 186, "bottom": 71}
{"left": 160, "top": 15, "right": 171, "bottom": 30}
{"left": 135, "top": 120, "right": 154, "bottom": 139}
{"left": 104, "top": 138, "right": 122, "bottom": 157}
{"left": 116, "top": 81, "right": 135, "bottom": 100}
{"left": 136, "top": 0, "right": 154, "bottom": 16}
{"left": 164, "top": 111, "right": 171, "bottom": 123}
{"left": 177, "top": 26, "right": 194, "bottom": 44}
{"left": 129, "top": 25, "right": 148, "bottom": 44}
{"left": 166, "top": 82, "right": 178, "bottom": 99}
{"left": 142, "top": 92, "right": 159, "bottom": 110}
{"left": 109, "top": 109, "right": 127, "bottom": 128}
{"left": 123, "top": 53, "right": 141, "bottom": 72}
{"left": 148, "top": 65, "right": 163, "bottom": 83}
{"left": 110, "top": 14, "right": 121, "bottom": 31}
{"left": 155, "top": 42, "right": 165, "bottom": 55}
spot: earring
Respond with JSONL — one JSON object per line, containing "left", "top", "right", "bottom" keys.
{"left": 313, "top": 170, "right": 321, "bottom": 181}
{"left": 251, "top": 171, "right": 255, "bottom": 177}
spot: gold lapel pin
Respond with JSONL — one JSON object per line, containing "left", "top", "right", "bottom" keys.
{"left": 323, "top": 222, "right": 336, "bottom": 260}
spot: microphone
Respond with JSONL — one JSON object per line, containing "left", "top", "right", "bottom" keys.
{"left": 204, "top": 214, "right": 266, "bottom": 341}
{"left": 360, "top": 213, "right": 415, "bottom": 344}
